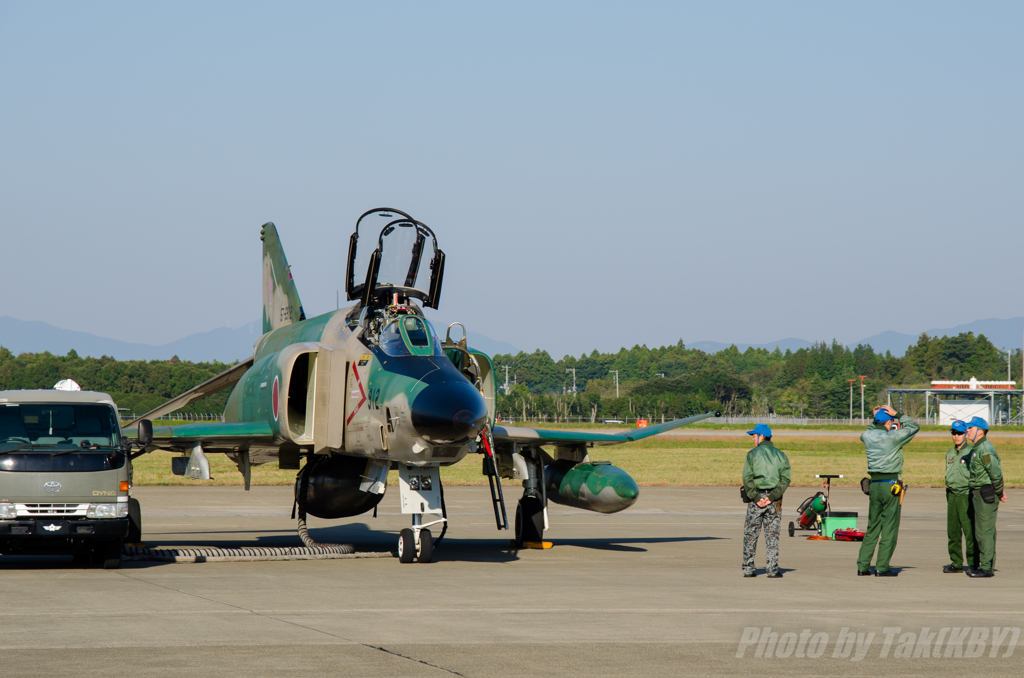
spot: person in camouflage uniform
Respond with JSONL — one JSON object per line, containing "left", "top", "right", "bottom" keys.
{"left": 964, "top": 416, "right": 1007, "bottom": 578}
{"left": 742, "top": 424, "right": 791, "bottom": 578}
{"left": 943, "top": 419, "right": 975, "bottom": 573}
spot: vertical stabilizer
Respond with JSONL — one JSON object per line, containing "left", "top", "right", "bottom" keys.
{"left": 261, "top": 222, "right": 305, "bottom": 334}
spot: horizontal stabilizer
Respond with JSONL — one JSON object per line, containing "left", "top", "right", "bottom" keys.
{"left": 123, "top": 357, "right": 254, "bottom": 427}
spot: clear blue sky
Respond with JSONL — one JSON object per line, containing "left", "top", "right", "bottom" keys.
{"left": 1, "top": 2, "right": 1020, "bottom": 358}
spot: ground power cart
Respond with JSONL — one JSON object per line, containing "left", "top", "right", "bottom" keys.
{"left": 788, "top": 474, "right": 864, "bottom": 541}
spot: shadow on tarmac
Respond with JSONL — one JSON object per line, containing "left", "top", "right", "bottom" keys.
{"left": 0, "top": 522, "right": 725, "bottom": 569}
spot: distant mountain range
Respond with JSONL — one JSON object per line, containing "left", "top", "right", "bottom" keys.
{"left": 1, "top": 315, "right": 1020, "bottom": 363}
{"left": 854, "top": 318, "right": 1024, "bottom": 356}
{"left": 0, "top": 316, "right": 520, "bottom": 364}
{"left": 690, "top": 318, "right": 1024, "bottom": 357}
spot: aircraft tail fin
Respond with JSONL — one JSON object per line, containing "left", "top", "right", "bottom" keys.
{"left": 261, "top": 222, "right": 305, "bottom": 334}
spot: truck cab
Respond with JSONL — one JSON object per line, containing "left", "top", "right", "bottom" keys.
{"left": 0, "top": 390, "right": 145, "bottom": 568}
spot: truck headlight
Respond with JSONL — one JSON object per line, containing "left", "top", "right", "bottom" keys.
{"left": 87, "top": 503, "right": 117, "bottom": 519}
{"left": 0, "top": 503, "right": 16, "bottom": 519}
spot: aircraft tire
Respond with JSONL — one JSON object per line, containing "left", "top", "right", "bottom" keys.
{"left": 515, "top": 496, "right": 544, "bottom": 547}
{"left": 398, "top": 528, "right": 416, "bottom": 563}
{"left": 417, "top": 528, "right": 433, "bottom": 563}
{"left": 788, "top": 522, "right": 795, "bottom": 538}
{"left": 127, "top": 498, "right": 143, "bottom": 543}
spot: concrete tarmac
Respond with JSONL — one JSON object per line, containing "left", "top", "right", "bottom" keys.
{"left": 1, "top": 485, "right": 1022, "bottom": 677}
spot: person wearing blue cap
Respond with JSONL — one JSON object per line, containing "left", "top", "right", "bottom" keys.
{"left": 964, "top": 416, "right": 1006, "bottom": 578}
{"left": 943, "top": 420, "right": 976, "bottom": 573}
{"left": 856, "top": 405, "right": 920, "bottom": 577}
{"left": 741, "top": 423, "right": 791, "bottom": 578}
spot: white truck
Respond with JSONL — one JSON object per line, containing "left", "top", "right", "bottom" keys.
{"left": 0, "top": 389, "right": 151, "bottom": 568}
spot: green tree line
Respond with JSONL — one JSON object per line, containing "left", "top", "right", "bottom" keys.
{"left": 0, "top": 348, "right": 232, "bottom": 417}
{"left": 492, "top": 333, "right": 1022, "bottom": 422}
{"left": 1, "top": 331, "right": 1019, "bottom": 423}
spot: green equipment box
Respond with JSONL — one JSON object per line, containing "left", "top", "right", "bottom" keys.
{"left": 821, "top": 511, "right": 858, "bottom": 539}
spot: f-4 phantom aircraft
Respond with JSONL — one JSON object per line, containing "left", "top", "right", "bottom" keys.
{"left": 127, "top": 208, "right": 719, "bottom": 563}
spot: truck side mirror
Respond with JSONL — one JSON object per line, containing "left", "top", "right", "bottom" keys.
{"left": 137, "top": 419, "right": 153, "bottom": 447}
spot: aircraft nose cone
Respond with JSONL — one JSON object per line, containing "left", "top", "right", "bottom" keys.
{"left": 411, "top": 381, "right": 488, "bottom": 443}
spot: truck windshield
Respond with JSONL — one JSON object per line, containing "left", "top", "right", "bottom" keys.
{"left": 0, "top": 403, "right": 125, "bottom": 473}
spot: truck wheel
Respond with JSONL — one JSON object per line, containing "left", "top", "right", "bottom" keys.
{"left": 127, "top": 498, "right": 142, "bottom": 543}
{"left": 100, "top": 540, "right": 123, "bottom": 569}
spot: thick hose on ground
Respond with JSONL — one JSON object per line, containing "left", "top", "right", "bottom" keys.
{"left": 295, "top": 457, "right": 356, "bottom": 554}
{"left": 122, "top": 545, "right": 391, "bottom": 562}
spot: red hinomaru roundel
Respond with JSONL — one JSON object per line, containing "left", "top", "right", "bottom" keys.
{"left": 272, "top": 376, "right": 280, "bottom": 421}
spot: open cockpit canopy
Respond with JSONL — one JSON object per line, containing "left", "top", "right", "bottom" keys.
{"left": 346, "top": 208, "right": 445, "bottom": 310}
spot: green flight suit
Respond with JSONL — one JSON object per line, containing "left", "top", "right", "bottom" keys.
{"left": 945, "top": 441, "right": 975, "bottom": 570}
{"left": 967, "top": 435, "right": 1003, "bottom": 572}
{"left": 856, "top": 413, "right": 919, "bottom": 573}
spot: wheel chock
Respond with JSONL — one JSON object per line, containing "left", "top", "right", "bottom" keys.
{"left": 524, "top": 541, "right": 552, "bottom": 549}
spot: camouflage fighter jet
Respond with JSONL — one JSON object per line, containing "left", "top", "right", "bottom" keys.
{"left": 125, "top": 208, "right": 719, "bottom": 563}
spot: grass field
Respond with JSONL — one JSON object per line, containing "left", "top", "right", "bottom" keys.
{"left": 131, "top": 434, "right": 1023, "bottom": 489}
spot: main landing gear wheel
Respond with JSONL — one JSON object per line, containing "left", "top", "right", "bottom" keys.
{"left": 788, "top": 522, "right": 795, "bottom": 538}
{"left": 417, "top": 528, "right": 433, "bottom": 564}
{"left": 398, "top": 528, "right": 416, "bottom": 563}
{"left": 515, "top": 495, "right": 544, "bottom": 547}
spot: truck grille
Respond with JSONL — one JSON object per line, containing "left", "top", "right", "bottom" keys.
{"left": 16, "top": 503, "right": 90, "bottom": 518}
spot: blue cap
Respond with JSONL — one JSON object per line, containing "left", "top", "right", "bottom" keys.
{"left": 950, "top": 420, "right": 968, "bottom": 433}
{"left": 966, "top": 416, "right": 989, "bottom": 431}
{"left": 746, "top": 423, "right": 772, "bottom": 437}
{"left": 874, "top": 410, "right": 895, "bottom": 423}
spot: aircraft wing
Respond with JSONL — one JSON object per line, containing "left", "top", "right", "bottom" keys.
{"left": 122, "top": 421, "right": 276, "bottom": 453}
{"left": 491, "top": 411, "right": 718, "bottom": 447}
{"left": 122, "top": 357, "right": 255, "bottom": 428}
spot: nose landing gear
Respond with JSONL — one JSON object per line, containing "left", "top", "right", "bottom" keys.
{"left": 397, "top": 465, "right": 446, "bottom": 563}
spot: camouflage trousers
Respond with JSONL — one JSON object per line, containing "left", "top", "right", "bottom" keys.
{"left": 742, "top": 494, "right": 781, "bottom": 575}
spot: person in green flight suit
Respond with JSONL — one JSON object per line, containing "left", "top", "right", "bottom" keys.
{"left": 741, "top": 424, "right": 791, "bottom": 578}
{"left": 856, "top": 405, "right": 919, "bottom": 577}
{"left": 943, "top": 419, "right": 975, "bottom": 573}
{"left": 964, "top": 416, "right": 1007, "bottom": 578}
